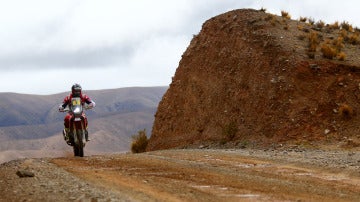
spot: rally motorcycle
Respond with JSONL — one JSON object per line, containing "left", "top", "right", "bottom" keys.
{"left": 60, "top": 97, "right": 93, "bottom": 157}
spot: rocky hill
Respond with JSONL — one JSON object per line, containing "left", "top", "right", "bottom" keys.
{"left": 147, "top": 9, "right": 360, "bottom": 150}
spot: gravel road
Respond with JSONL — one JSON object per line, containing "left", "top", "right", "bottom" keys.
{"left": 0, "top": 147, "right": 359, "bottom": 201}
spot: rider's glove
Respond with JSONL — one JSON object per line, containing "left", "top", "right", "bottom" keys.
{"left": 58, "top": 105, "right": 65, "bottom": 112}
{"left": 87, "top": 101, "right": 96, "bottom": 109}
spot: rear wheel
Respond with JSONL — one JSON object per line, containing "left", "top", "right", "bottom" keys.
{"left": 73, "top": 145, "right": 84, "bottom": 157}
{"left": 78, "top": 146, "right": 84, "bottom": 157}
{"left": 73, "top": 146, "right": 80, "bottom": 156}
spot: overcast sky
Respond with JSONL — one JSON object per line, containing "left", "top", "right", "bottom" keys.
{"left": 1, "top": 0, "right": 360, "bottom": 95}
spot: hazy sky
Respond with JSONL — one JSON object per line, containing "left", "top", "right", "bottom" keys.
{"left": 1, "top": 0, "right": 359, "bottom": 95}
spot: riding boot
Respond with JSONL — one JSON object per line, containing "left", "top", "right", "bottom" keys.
{"left": 85, "top": 130, "right": 90, "bottom": 141}
{"left": 62, "top": 128, "right": 72, "bottom": 145}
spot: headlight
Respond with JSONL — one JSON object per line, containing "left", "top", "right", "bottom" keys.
{"left": 73, "top": 107, "right": 81, "bottom": 113}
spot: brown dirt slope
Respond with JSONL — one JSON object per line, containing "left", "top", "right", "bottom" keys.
{"left": 148, "top": 9, "right": 360, "bottom": 150}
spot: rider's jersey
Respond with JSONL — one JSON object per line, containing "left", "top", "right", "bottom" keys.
{"left": 61, "top": 93, "right": 93, "bottom": 109}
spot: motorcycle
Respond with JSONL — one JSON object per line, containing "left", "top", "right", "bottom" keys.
{"left": 60, "top": 97, "right": 93, "bottom": 157}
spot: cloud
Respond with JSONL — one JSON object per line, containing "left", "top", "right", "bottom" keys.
{"left": 0, "top": 44, "right": 134, "bottom": 70}
{"left": 1, "top": 0, "right": 360, "bottom": 94}
{"left": 0, "top": 1, "right": 203, "bottom": 71}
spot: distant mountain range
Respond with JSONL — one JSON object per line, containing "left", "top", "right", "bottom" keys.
{"left": 0, "top": 86, "right": 167, "bottom": 163}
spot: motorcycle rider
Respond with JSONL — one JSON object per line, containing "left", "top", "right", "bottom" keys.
{"left": 58, "top": 83, "right": 95, "bottom": 145}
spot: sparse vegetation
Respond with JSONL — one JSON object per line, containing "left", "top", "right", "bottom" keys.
{"left": 296, "top": 14, "right": 359, "bottom": 65}
{"left": 315, "top": 20, "right": 325, "bottom": 29}
{"left": 329, "top": 21, "right": 340, "bottom": 30}
{"left": 307, "top": 17, "right": 315, "bottom": 25}
{"left": 333, "top": 37, "right": 345, "bottom": 51}
{"left": 337, "top": 52, "right": 346, "bottom": 61}
{"left": 297, "top": 25, "right": 303, "bottom": 31}
{"left": 340, "top": 29, "right": 348, "bottom": 41}
{"left": 266, "top": 14, "right": 278, "bottom": 26}
{"left": 341, "top": 21, "right": 352, "bottom": 31}
{"left": 271, "top": 9, "right": 360, "bottom": 60}
{"left": 281, "top": 10, "right": 291, "bottom": 19}
{"left": 304, "top": 24, "right": 351, "bottom": 61}
{"left": 348, "top": 33, "right": 360, "bottom": 45}
{"left": 299, "top": 16, "right": 307, "bottom": 22}
{"left": 131, "top": 129, "right": 149, "bottom": 153}
{"left": 264, "top": 14, "right": 278, "bottom": 27}
{"left": 307, "top": 31, "right": 319, "bottom": 58}
{"left": 321, "top": 43, "right": 337, "bottom": 59}
{"left": 308, "top": 31, "right": 319, "bottom": 47}
{"left": 260, "top": 7, "right": 266, "bottom": 12}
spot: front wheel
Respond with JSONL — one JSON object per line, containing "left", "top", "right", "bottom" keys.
{"left": 73, "top": 146, "right": 84, "bottom": 157}
{"left": 73, "top": 129, "right": 84, "bottom": 157}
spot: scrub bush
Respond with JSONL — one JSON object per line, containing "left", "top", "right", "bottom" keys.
{"left": 131, "top": 129, "right": 148, "bottom": 153}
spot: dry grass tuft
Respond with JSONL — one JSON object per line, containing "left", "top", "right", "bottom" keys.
{"left": 328, "top": 21, "right": 340, "bottom": 30}
{"left": 265, "top": 14, "right": 278, "bottom": 26}
{"left": 271, "top": 17, "right": 277, "bottom": 26}
{"left": 307, "top": 31, "right": 319, "bottom": 56}
{"left": 131, "top": 129, "right": 149, "bottom": 153}
{"left": 341, "top": 21, "right": 352, "bottom": 31}
{"left": 348, "top": 33, "right": 360, "bottom": 45}
{"left": 260, "top": 7, "right": 266, "bottom": 12}
{"left": 308, "top": 32, "right": 320, "bottom": 46}
{"left": 320, "top": 44, "right": 337, "bottom": 59}
{"left": 340, "top": 29, "right": 348, "bottom": 39}
{"left": 299, "top": 16, "right": 307, "bottom": 22}
{"left": 337, "top": 52, "right": 346, "bottom": 61}
{"left": 315, "top": 20, "right": 325, "bottom": 29}
{"left": 307, "top": 17, "right": 315, "bottom": 25}
{"left": 281, "top": 10, "right": 291, "bottom": 19}
{"left": 297, "top": 25, "right": 303, "bottom": 31}
{"left": 333, "top": 37, "right": 345, "bottom": 51}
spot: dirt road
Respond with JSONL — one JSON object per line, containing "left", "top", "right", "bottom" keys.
{"left": 0, "top": 148, "right": 359, "bottom": 201}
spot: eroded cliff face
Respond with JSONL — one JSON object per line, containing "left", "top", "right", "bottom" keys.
{"left": 147, "top": 9, "right": 360, "bottom": 150}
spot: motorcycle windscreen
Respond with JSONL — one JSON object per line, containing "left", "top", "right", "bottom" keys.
{"left": 70, "top": 97, "right": 83, "bottom": 117}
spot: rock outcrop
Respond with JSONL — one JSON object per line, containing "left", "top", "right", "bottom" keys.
{"left": 147, "top": 9, "right": 360, "bottom": 150}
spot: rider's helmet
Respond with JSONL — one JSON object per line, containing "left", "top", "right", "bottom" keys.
{"left": 71, "top": 83, "right": 82, "bottom": 97}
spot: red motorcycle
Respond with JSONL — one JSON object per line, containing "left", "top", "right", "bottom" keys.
{"left": 60, "top": 97, "right": 93, "bottom": 157}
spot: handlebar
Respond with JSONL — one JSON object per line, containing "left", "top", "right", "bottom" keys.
{"left": 59, "top": 106, "right": 93, "bottom": 112}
